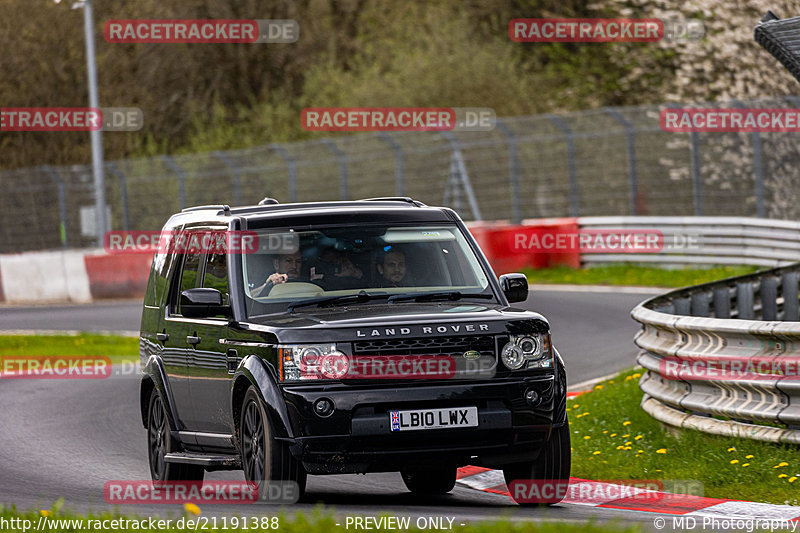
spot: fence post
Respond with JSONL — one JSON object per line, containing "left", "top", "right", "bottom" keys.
{"left": 107, "top": 162, "right": 130, "bottom": 231}
{"left": 377, "top": 132, "right": 405, "bottom": 197}
{"left": 440, "top": 131, "right": 483, "bottom": 221}
{"left": 732, "top": 100, "right": 765, "bottom": 218}
{"left": 321, "top": 139, "right": 349, "bottom": 200}
{"left": 214, "top": 151, "right": 242, "bottom": 206}
{"left": 162, "top": 155, "right": 186, "bottom": 210}
{"left": 271, "top": 144, "right": 297, "bottom": 202}
{"left": 546, "top": 114, "right": 579, "bottom": 216}
{"left": 44, "top": 166, "right": 68, "bottom": 247}
{"left": 689, "top": 131, "right": 703, "bottom": 216}
{"left": 604, "top": 107, "right": 639, "bottom": 216}
{"left": 495, "top": 119, "right": 522, "bottom": 224}
{"left": 737, "top": 281, "right": 755, "bottom": 320}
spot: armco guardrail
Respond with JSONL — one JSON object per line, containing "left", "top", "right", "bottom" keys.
{"left": 577, "top": 216, "right": 800, "bottom": 267}
{"left": 632, "top": 263, "right": 800, "bottom": 443}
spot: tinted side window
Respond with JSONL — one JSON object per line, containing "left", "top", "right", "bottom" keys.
{"left": 176, "top": 253, "right": 201, "bottom": 315}
{"left": 202, "top": 252, "right": 229, "bottom": 306}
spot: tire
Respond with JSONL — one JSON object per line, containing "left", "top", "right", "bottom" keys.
{"left": 401, "top": 466, "right": 457, "bottom": 495}
{"left": 147, "top": 391, "right": 204, "bottom": 483}
{"left": 240, "top": 387, "right": 306, "bottom": 502}
{"left": 503, "top": 420, "right": 571, "bottom": 506}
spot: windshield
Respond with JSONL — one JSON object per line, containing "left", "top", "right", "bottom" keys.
{"left": 242, "top": 224, "right": 494, "bottom": 316}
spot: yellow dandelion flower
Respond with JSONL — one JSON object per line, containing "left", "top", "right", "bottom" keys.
{"left": 610, "top": 433, "right": 617, "bottom": 437}
{"left": 656, "top": 449, "right": 667, "bottom": 454}
{"left": 730, "top": 459, "right": 739, "bottom": 464}
{"left": 634, "top": 435, "right": 643, "bottom": 440}
{"left": 727, "top": 447, "right": 736, "bottom": 452}
{"left": 790, "top": 477, "right": 798, "bottom": 483}
{"left": 633, "top": 373, "right": 641, "bottom": 378}
{"left": 625, "top": 441, "right": 632, "bottom": 446}
{"left": 779, "top": 474, "right": 788, "bottom": 478}
{"left": 572, "top": 404, "right": 579, "bottom": 409}
{"left": 616, "top": 445, "right": 625, "bottom": 450}
{"left": 603, "top": 430, "right": 608, "bottom": 434}
{"left": 595, "top": 385, "right": 603, "bottom": 390}
{"left": 582, "top": 412, "right": 589, "bottom": 416}
{"left": 609, "top": 380, "right": 615, "bottom": 384}
{"left": 183, "top": 503, "right": 201, "bottom": 516}
{"left": 638, "top": 450, "right": 644, "bottom": 453}
{"left": 779, "top": 462, "right": 789, "bottom": 467}
{"left": 742, "top": 463, "right": 750, "bottom": 467}
{"left": 624, "top": 446, "right": 632, "bottom": 450}
{"left": 622, "top": 434, "right": 630, "bottom": 438}
{"left": 622, "top": 421, "right": 631, "bottom": 426}
{"left": 40, "top": 511, "right": 50, "bottom": 517}
{"left": 655, "top": 469, "right": 662, "bottom": 472}
{"left": 584, "top": 435, "right": 591, "bottom": 440}
{"left": 593, "top": 451, "right": 601, "bottom": 455}
{"left": 745, "top": 455, "right": 754, "bottom": 459}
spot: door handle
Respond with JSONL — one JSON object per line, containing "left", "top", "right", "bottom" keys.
{"left": 187, "top": 335, "right": 201, "bottom": 346}
{"left": 157, "top": 332, "right": 169, "bottom": 342}
{"left": 226, "top": 348, "right": 241, "bottom": 373}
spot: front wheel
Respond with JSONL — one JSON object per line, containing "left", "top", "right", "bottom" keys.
{"left": 240, "top": 387, "right": 306, "bottom": 502}
{"left": 503, "top": 420, "right": 571, "bottom": 505}
{"left": 401, "top": 466, "right": 457, "bottom": 495}
{"left": 147, "top": 391, "right": 204, "bottom": 483}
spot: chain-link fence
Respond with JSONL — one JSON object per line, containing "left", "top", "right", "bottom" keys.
{"left": 4, "top": 97, "right": 800, "bottom": 254}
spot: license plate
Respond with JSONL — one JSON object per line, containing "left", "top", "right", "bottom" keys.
{"left": 389, "top": 406, "right": 478, "bottom": 432}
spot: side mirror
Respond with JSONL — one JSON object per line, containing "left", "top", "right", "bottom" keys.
{"left": 499, "top": 273, "right": 528, "bottom": 303}
{"left": 180, "top": 288, "right": 231, "bottom": 318}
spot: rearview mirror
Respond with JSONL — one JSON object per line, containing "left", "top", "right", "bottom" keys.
{"left": 180, "top": 288, "right": 231, "bottom": 318}
{"left": 499, "top": 273, "right": 528, "bottom": 303}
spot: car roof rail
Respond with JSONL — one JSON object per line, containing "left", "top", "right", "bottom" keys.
{"left": 360, "top": 197, "right": 427, "bottom": 207}
{"left": 258, "top": 197, "right": 280, "bottom": 205}
{"left": 182, "top": 204, "right": 232, "bottom": 215}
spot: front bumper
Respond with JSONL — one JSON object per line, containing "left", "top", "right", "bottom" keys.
{"left": 279, "top": 374, "right": 562, "bottom": 473}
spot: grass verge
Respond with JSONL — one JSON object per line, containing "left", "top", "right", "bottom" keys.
{"left": 0, "top": 504, "right": 644, "bottom": 533}
{"left": 0, "top": 334, "right": 139, "bottom": 364}
{"left": 571, "top": 368, "right": 800, "bottom": 505}
{"left": 524, "top": 264, "right": 759, "bottom": 288}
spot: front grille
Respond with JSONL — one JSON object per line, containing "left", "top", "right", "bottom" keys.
{"left": 353, "top": 335, "right": 496, "bottom": 358}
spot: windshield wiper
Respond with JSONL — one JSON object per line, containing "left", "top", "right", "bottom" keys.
{"left": 387, "top": 291, "right": 495, "bottom": 304}
{"left": 288, "top": 291, "right": 389, "bottom": 312}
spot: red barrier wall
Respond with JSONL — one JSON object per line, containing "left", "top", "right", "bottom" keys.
{"left": 84, "top": 254, "right": 152, "bottom": 299}
{"left": 469, "top": 219, "right": 580, "bottom": 274}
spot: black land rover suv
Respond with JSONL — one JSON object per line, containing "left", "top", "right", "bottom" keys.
{"left": 139, "top": 197, "right": 570, "bottom": 504}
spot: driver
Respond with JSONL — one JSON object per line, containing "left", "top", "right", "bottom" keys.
{"left": 252, "top": 250, "right": 303, "bottom": 296}
{"left": 377, "top": 248, "right": 409, "bottom": 287}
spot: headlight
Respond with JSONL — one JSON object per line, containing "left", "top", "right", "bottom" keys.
{"left": 278, "top": 344, "right": 346, "bottom": 381}
{"left": 500, "top": 334, "right": 552, "bottom": 370}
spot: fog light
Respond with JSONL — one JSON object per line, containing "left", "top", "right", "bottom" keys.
{"left": 314, "top": 398, "right": 334, "bottom": 417}
{"left": 525, "top": 389, "right": 540, "bottom": 406}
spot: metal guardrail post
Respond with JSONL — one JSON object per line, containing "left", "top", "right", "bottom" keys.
{"left": 546, "top": 114, "right": 579, "bottom": 216}
{"left": 321, "top": 139, "right": 349, "bottom": 200}
{"left": 761, "top": 275, "right": 779, "bottom": 321}
{"left": 737, "top": 281, "right": 755, "bottom": 320}
{"left": 44, "top": 166, "right": 68, "bottom": 247}
{"left": 691, "top": 291, "right": 710, "bottom": 317}
{"left": 271, "top": 144, "right": 297, "bottom": 202}
{"left": 162, "top": 155, "right": 187, "bottom": 210}
{"left": 107, "top": 163, "right": 130, "bottom": 231}
{"left": 377, "top": 132, "right": 405, "bottom": 197}
{"left": 713, "top": 286, "right": 731, "bottom": 318}
{"left": 495, "top": 119, "right": 522, "bottom": 224}
{"left": 214, "top": 151, "right": 242, "bottom": 206}
{"left": 783, "top": 271, "right": 799, "bottom": 321}
{"left": 604, "top": 108, "right": 639, "bottom": 216}
{"left": 440, "top": 131, "right": 483, "bottom": 221}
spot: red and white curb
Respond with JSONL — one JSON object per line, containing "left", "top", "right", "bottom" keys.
{"left": 456, "top": 466, "right": 800, "bottom": 521}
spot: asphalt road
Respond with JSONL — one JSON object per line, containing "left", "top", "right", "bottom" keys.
{"left": 0, "top": 288, "right": 660, "bottom": 527}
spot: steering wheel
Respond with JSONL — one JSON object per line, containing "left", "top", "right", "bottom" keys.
{"left": 263, "top": 281, "right": 324, "bottom": 298}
